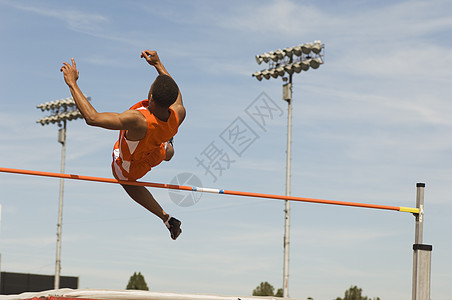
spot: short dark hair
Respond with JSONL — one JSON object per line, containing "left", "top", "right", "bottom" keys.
{"left": 150, "top": 74, "right": 179, "bottom": 108}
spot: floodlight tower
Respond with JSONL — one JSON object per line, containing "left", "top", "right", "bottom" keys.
{"left": 253, "top": 41, "right": 325, "bottom": 298}
{"left": 36, "top": 96, "right": 88, "bottom": 289}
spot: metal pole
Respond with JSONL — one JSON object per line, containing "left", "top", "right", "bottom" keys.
{"left": 0, "top": 253, "right": 2, "bottom": 293}
{"left": 253, "top": 43, "right": 323, "bottom": 298}
{"left": 54, "top": 121, "right": 66, "bottom": 289}
{"left": 414, "top": 183, "right": 425, "bottom": 245}
{"left": 282, "top": 74, "right": 293, "bottom": 298}
{"left": 412, "top": 182, "right": 424, "bottom": 299}
{"left": 412, "top": 182, "right": 432, "bottom": 300}
{"left": 0, "top": 209, "right": 2, "bottom": 293}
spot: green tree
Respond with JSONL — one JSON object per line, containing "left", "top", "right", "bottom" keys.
{"left": 275, "top": 288, "right": 283, "bottom": 297}
{"left": 335, "top": 285, "right": 380, "bottom": 300}
{"left": 253, "top": 281, "right": 276, "bottom": 296}
{"left": 126, "top": 272, "right": 149, "bottom": 291}
{"left": 252, "top": 281, "right": 313, "bottom": 298}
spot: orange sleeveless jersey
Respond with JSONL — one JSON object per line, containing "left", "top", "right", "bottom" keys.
{"left": 112, "top": 100, "right": 179, "bottom": 181}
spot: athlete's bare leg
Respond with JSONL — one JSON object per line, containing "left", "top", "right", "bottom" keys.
{"left": 121, "top": 184, "right": 169, "bottom": 222}
{"left": 112, "top": 158, "right": 181, "bottom": 239}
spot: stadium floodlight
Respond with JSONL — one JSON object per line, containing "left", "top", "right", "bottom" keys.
{"left": 283, "top": 64, "right": 295, "bottom": 75}
{"left": 252, "top": 41, "right": 324, "bottom": 298}
{"left": 36, "top": 95, "right": 89, "bottom": 290}
{"left": 252, "top": 71, "right": 263, "bottom": 81}
{"left": 269, "top": 52, "right": 278, "bottom": 62}
{"left": 36, "top": 97, "right": 80, "bottom": 112}
{"left": 261, "top": 70, "right": 271, "bottom": 80}
{"left": 255, "top": 53, "right": 267, "bottom": 65}
{"left": 36, "top": 110, "right": 84, "bottom": 125}
{"left": 36, "top": 96, "right": 90, "bottom": 126}
{"left": 301, "top": 42, "right": 313, "bottom": 54}
{"left": 311, "top": 40, "right": 322, "bottom": 54}
{"left": 309, "top": 58, "right": 323, "bottom": 69}
{"left": 270, "top": 69, "right": 279, "bottom": 78}
{"left": 252, "top": 41, "right": 324, "bottom": 82}
{"left": 275, "top": 49, "right": 285, "bottom": 60}
{"left": 292, "top": 45, "right": 302, "bottom": 56}
{"left": 255, "top": 56, "right": 262, "bottom": 65}
{"left": 262, "top": 53, "right": 271, "bottom": 63}
{"left": 283, "top": 47, "right": 294, "bottom": 57}
{"left": 292, "top": 62, "right": 303, "bottom": 73}
{"left": 300, "top": 60, "right": 310, "bottom": 71}
{"left": 275, "top": 67, "right": 285, "bottom": 77}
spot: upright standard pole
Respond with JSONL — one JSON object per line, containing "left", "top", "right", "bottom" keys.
{"left": 412, "top": 183, "right": 432, "bottom": 300}
{"left": 54, "top": 121, "right": 66, "bottom": 289}
{"left": 282, "top": 74, "right": 293, "bottom": 298}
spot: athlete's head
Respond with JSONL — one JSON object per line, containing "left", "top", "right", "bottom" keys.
{"left": 148, "top": 74, "right": 179, "bottom": 108}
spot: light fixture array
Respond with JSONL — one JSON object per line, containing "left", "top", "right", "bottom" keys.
{"left": 252, "top": 40, "right": 324, "bottom": 81}
{"left": 36, "top": 96, "right": 90, "bottom": 126}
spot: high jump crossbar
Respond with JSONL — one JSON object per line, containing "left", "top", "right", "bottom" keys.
{"left": 0, "top": 167, "right": 419, "bottom": 214}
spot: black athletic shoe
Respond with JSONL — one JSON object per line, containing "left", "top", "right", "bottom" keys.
{"left": 166, "top": 217, "right": 182, "bottom": 240}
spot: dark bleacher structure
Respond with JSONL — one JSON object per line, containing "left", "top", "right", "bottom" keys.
{"left": 0, "top": 272, "right": 78, "bottom": 295}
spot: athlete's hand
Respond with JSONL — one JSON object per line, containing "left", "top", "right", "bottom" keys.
{"left": 60, "top": 58, "right": 79, "bottom": 87}
{"left": 141, "top": 50, "right": 161, "bottom": 66}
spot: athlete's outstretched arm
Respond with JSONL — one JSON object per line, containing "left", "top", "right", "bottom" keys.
{"left": 141, "top": 50, "right": 186, "bottom": 124}
{"left": 60, "top": 58, "right": 144, "bottom": 132}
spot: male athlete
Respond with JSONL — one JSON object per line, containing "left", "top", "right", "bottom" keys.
{"left": 60, "top": 50, "right": 185, "bottom": 240}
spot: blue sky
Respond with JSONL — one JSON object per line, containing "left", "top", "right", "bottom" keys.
{"left": 0, "top": 0, "right": 451, "bottom": 299}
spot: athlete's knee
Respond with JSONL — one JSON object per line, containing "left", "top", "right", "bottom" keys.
{"left": 164, "top": 142, "right": 174, "bottom": 161}
{"left": 164, "top": 151, "right": 174, "bottom": 161}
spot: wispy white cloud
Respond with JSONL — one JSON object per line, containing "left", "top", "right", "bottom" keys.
{"left": 172, "top": 0, "right": 452, "bottom": 43}
{"left": 301, "top": 84, "right": 452, "bottom": 127}
{"left": 1, "top": 0, "right": 145, "bottom": 47}
{"left": 5, "top": 1, "right": 109, "bottom": 33}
